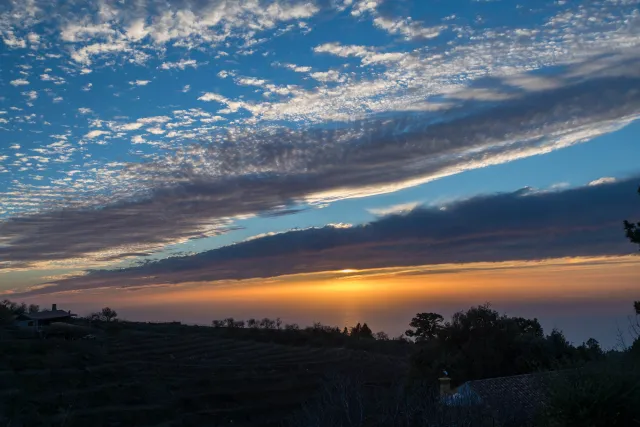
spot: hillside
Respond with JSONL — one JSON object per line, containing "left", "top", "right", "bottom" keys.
{"left": 0, "top": 322, "right": 409, "bottom": 427}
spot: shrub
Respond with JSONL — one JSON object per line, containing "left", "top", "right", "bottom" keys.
{"left": 541, "top": 360, "right": 640, "bottom": 427}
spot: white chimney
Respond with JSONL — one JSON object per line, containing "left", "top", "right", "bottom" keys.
{"left": 439, "top": 376, "right": 452, "bottom": 396}
{"left": 52, "top": 304, "right": 57, "bottom": 311}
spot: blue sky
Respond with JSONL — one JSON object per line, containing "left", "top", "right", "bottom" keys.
{"left": 1, "top": 0, "right": 640, "bottom": 299}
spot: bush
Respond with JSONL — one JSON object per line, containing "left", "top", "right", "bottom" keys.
{"left": 541, "top": 360, "right": 640, "bottom": 427}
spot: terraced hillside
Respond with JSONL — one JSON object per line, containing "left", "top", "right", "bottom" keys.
{"left": 0, "top": 326, "right": 409, "bottom": 427}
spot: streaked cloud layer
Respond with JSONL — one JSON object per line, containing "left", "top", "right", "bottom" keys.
{"left": 1, "top": 0, "right": 640, "bottom": 292}
{"left": 9, "top": 177, "right": 639, "bottom": 296}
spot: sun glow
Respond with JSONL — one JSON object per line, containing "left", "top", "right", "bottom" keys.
{"left": 338, "top": 269, "right": 358, "bottom": 274}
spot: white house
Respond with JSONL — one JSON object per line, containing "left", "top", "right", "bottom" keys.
{"left": 14, "top": 304, "right": 76, "bottom": 330}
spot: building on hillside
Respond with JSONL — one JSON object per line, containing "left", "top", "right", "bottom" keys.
{"left": 439, "top": 371, "right": 564, "bottom": 426}
{"left": 13, "top": 304, "right": 77, "bottom": 330}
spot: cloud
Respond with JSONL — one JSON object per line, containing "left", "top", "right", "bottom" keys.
{"left": 589, "top": 177, "right": 617, "bottom": 186}
{"left": 18, "top": 176, "right": 640, "bottom": 296}
{"left": 310, "top": 70, "right": 346, "bottom": 83}
{"left": 280, "top": 63, "right": 312, "bottom": 72}
{"left": 129, "top": 80, "right": 151, "bottom": 86}
{"left": 198, "top": 93, "right": 226, "bottom": 102}
{"left": 78, "top": 107, "right": 93, "bottom": 114}
{"left": 22, "top": 90, "right": 38, "bottom": 101}
{"left": 313, "top": 42, "right": 407, "bottom": 66}
{"left": 40, "top": 73, "right": 66, "bottom": 84}
{"left": 1, "top": 0, "right": 320, "bottom": 66}
{"left": 2, "top": 31, "right": 26, "bottom": 49}
{"left": 137, "top": 116, "right": 172, "bottom": 124}
{"left": 131, "top": 135, "right": 146, "bottom": 144}
{"left": 160, "top": 59, "right": 199, "bottom": 70}
{"left": 351, "top": 0, "right": 382, "bottom": 16}
{"left": 26, "top": 32, "right": 39, "bottom": 42}
{"left": 367, "top": 202, "right": 420, "bottom": 216}
{"left": 114, "top": 122, "right": 144, "bottom": 131}
{"left": 2, "top": 60, "right": 640, "bottom": 271}
{"left": 10, "top": 79, "right": 29, "bottom": 86}
{"left": 182, "top": 85, "right": 191, "bottom": 92}
{"left": 84, "top": 130, "right": 110, "bottom": 139}
{"left": 372, "top": 16, "right": 444, "bottom": 40}
{"left": 198, "top": 92, "right": 252, "bottom": 113}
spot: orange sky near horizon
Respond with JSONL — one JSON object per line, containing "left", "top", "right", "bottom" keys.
{"left": 20, "top": 255, "right": 640, "bottom": 348}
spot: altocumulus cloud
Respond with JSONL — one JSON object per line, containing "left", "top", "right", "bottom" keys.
{"left": 10, "top": 176, "right": 640, "bottom": 297}
{"left": 2, "top": 55, "right": 640, "bottom": 271}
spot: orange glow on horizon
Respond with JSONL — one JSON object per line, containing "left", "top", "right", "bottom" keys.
{"left": 41, "top": 255, "right": 640, "bottom": 311}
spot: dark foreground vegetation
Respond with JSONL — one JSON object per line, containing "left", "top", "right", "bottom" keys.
{"left": 2, "top": 299, "right": 639, "bottom": 427}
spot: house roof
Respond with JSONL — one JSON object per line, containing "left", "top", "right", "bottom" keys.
{"left": 20, "top": 310, "right": 76, "bottom": 320}
{"left": 463, "top": 371, "right": 562, "bottom": 426}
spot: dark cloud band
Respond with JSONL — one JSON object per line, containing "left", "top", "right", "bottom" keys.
{"left": 13, "top": 176, "right": 639, "bottom": 297}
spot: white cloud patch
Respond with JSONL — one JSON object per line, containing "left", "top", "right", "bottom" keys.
{"left": 129, "top": 80, "right": 151, "bottom": 86}
{"left": 182, "top": 84, "right": 191, "bottom": 92}
{"left": 160, "top": 59, "right": 199, "bottom": 70}
{"left": 372, "top": 16, "right": 444, "bottom": 40}
{"left": 84, "top": 130, "right": 110, "bottom": 139}
{"left": 131, "top": 135, "right": 146, "bottom": 144}
{"left": 22, "top": 90, "right": 38, "bottom": 101}
{"left": 197, "top": 92, "right": 253, "bottom": 114}
{"left": 277, "top": 62, "right": 312, "bottom": 72}
{"left": 310, "top": 70, "right": 346, "bottom": 83}
{"left": 114, "top": 122, "right": 144, "bottom": 131}
{"left": 10, "top": 79, "right": 29, "bottom": 86}
{"left": 367, "top": 202, "right": 420, "bottom": 216}
{"left": 40, "top": 74, "right": 66, "bottom": 84}
{"left": 2, "top": 32, "right": 26, "bottom": 49}
{"left": 137, "top": 116, "right": 171, "bottom": 124}
{"left": 588, "top": 177, "right": 617, "bottom": 186}
{"left": 27, "top": 32, "right": 40, "bottom": 44}
{"left": 78, "top": 107, "right": 93, "bottom": 114}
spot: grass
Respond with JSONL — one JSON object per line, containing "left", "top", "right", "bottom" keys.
{"left": 0, "top": 321, "right": 408, "bottom": 427}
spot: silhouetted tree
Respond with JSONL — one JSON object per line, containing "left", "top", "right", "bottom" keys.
{"left": 247, "top": 318, "right": 259, "bottom": 328}
{"left": 260, "top": 318, "right": 276, "bottom": 329}
{"left": 0, "top": 304, "right": 13, "bottom": 325}
{"left": 349, "top": 322, "right": 373, "bottom": 339}
{"left": 360, "top": 323, "right": 373, "bottom": 338}
{"left": 577, "top": 338, "right": 604, "bottom": 361}
{"left": 212, "top": 320, "right": 225, "bottom": 328}
{"left": 405, "top": 312, "right": 444, "bottom": 342}
{"left": 623, "top": 186, "right": 640, "bottom": 246}
{"left": 1, "top": 299, "right": 26, "bottom": 316}
{"left": 512, "top": 316, "right": 544, "bottom": 337}
{"left": 374, "top": 331, "right": 389, "bottom": 341}
{"left": 89, "top": 307, "right": 118, "bottom": 323}
{"left": 276, "top": 317, "right": 282, "bottom": 330}
{"left": 28, "top": 304, "right": 39, "bottom": 313}
{"left": 284, "top": 323, "right": 299, "bottom": 331}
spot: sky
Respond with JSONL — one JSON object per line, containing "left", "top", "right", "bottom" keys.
{"left": 1, "top": 0, "right": 640, "bottom": 347}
